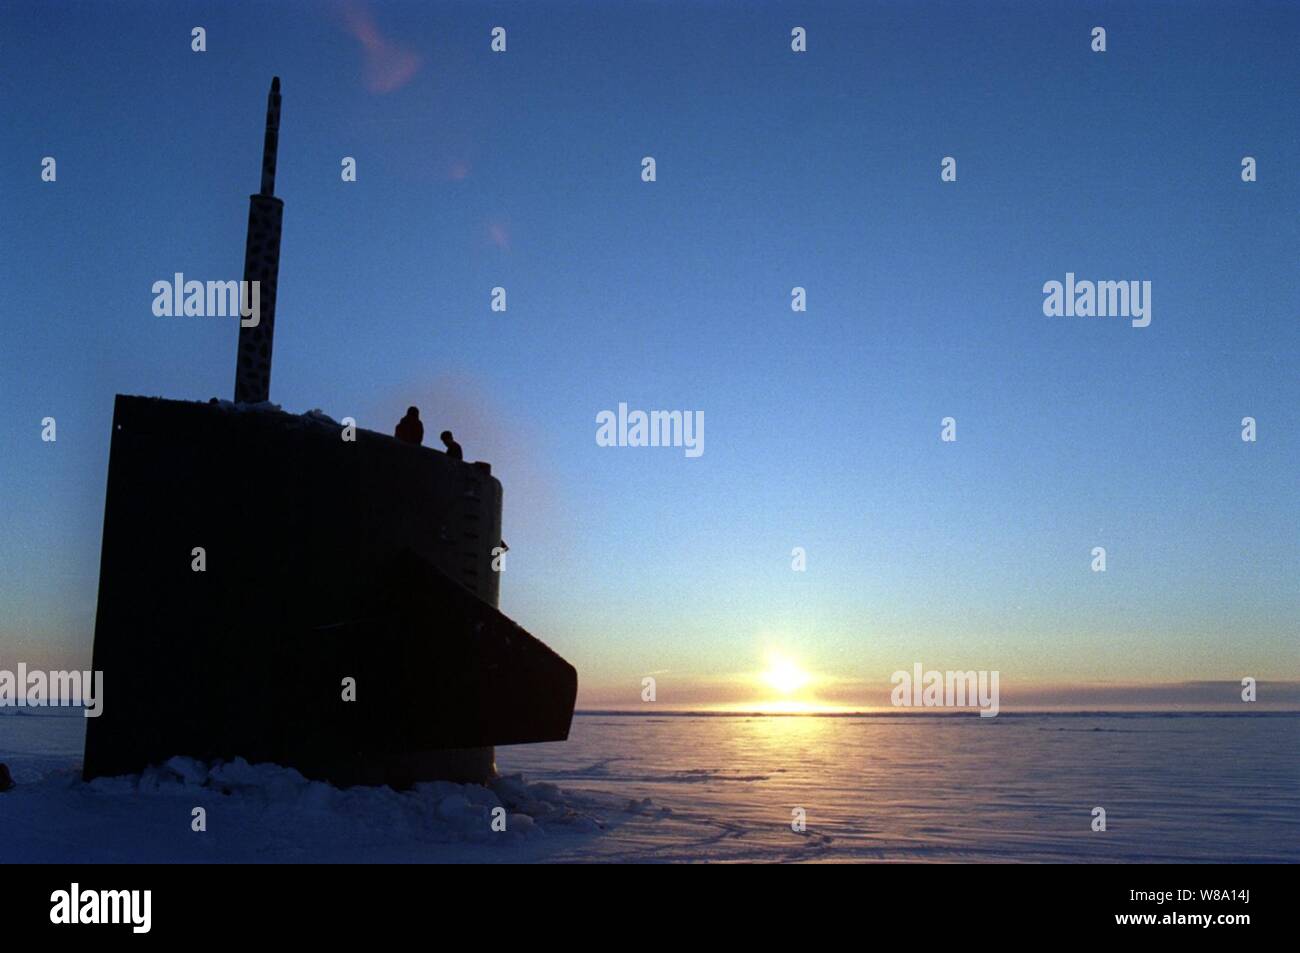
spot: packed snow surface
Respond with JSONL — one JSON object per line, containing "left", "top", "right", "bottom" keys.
{"left": 2, "top": 710, "right": 1297, "bottom": 862}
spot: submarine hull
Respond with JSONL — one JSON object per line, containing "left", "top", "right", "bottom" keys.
{"left": 82, "top": 395, "right": 577, "bottom": 787}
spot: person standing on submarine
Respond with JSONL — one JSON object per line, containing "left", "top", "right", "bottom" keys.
{"left": 395, "top": 408, "right": 464, "bottom": 462}
{"left": 395, "top": 406, "right": 423, "bottom": 445}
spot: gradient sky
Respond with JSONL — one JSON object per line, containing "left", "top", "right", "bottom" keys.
{"left": 2, "top": 1, "right": 1297, "bottom": 709}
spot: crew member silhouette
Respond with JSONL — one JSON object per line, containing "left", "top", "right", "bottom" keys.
{"left": 441, "top": 430, "right": 463, "bottom": 460}
{"left": 395, "top": 406, "right": 423, "bottom": 445}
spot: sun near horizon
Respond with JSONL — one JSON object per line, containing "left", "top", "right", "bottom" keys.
{"left": 709, "top": 650, "right": 868, "bottom": 715}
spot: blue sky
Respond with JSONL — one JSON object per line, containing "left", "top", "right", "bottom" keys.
{"left": 2, "top": 1, "right": 1297, "bottom": 707}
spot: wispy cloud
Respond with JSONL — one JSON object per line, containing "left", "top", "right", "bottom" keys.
{"left": 341, "top": 1, "right": 422, "bottom": 94}
{"left": 486, "top": 220, "right": 511, "bottom": 250}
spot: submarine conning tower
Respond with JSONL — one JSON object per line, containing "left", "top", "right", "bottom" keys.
{"left": 81, "top": 78, "right": 577, "bottom": 788}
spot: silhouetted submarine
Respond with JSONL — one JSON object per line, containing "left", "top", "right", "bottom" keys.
{"left": 82, "top": 78, "right": 577, "bottom": 787}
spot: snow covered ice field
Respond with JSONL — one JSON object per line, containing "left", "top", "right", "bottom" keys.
{"left": 2, "top": 708, "right": 1297, "bottom": 863}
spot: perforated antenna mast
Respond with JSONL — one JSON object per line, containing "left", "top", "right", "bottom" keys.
{"left": 234, "top": 77, "right": 285, "bottom": 403}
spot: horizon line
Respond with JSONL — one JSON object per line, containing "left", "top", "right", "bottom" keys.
{"left": 573, "top": 708, "right": 1300, "bottom": 718}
